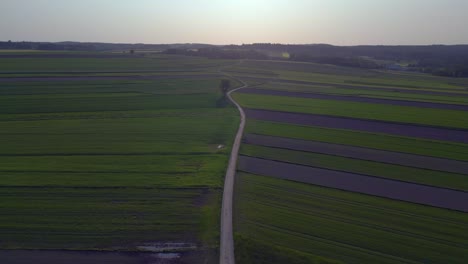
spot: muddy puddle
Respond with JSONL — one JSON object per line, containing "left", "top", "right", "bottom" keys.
{"left": 0, "top": 249, "right": 186, "bottom": 264}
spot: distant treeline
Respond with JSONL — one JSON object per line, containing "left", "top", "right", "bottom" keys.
{"left": 2, "top": 41, "right": 468, "bottom": 77}
{"left": 164, "top": 43, "right": 468, "bottom": 77}
{"left": 234, "top": 44, "right": 468, "bottom": 77}
{"left": 0, "top": 41, "right": 210, "bottom": 52}
{"left": 164, "top": 47, "right": 268, "bottom": 60}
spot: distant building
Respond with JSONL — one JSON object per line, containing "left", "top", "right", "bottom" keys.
{"left": 386, "top": 63, "right": 406, "bottom": 71}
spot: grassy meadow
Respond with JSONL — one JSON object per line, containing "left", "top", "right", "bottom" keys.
{"left": 234, "top": 173, "right": 468, "bottom": 264}
{"left": 233, "top": 93, "right": 468, "bottom": 129}
{"left": 240, "top": 144, "right": 468, "bottom": 191}
{"left": 2, "top": 53, "right": 468, "bottom": 263}
{"left": 0, "top": 52, "right": 239, "bottom": 263}
{"left": 244, "top": 119, "right": 468, "bottom": 161}
{"left": 229, "top": 60, "right": 468, "bottom": 263}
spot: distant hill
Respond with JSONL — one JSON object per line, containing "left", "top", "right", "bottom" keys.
{"left": 227, "top": 44, "right": 468, "bottom": 77}
{"left": 0, "top": 41, "right": 214, "bottom": 52}
{"left": 2, "top": 41, "right": 467, "bottom": 77}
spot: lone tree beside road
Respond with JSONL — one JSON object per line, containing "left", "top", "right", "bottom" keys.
{"left": 220, "top": 79, "right": 231, "bottom": 95}
{"left": 217, "top": 79, "right": 231, "bottom": 107}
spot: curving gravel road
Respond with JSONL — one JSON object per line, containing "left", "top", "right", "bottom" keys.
{"left": 219, "top": 67, "right": 248, "bottom": 264}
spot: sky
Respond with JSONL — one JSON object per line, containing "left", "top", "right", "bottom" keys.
{"left": 1, "top": 0, "right": 468, "bottom": 45}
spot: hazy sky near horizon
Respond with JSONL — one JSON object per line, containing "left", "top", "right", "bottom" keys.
{"left": 1, "top": 0, "right": 467, "bottom": 45}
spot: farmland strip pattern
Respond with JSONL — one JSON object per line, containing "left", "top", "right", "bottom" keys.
{"left": 235, "top": 76, "right": 468, "bottom": 97}
{"left": 239, "top": 88, "right": 468, "bottom": 111}
{"left": 243, "top": 134, "right": 468, "bottom": 174}
{"left": 244, "top": 108, "right": 468, "bottom": 143}
{"left": 232, "top": 60, "right": 468, "bottom": 263}
{"left": 0, "top": 74, "right": 219, "bottom": 82}
{"left": 235, "top": 173, "right": 468, "bottom": 263}
{"left": 238, "top": 156, "right": 468, "bottom": 212}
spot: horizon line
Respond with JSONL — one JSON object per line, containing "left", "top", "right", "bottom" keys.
{"left": 2, "top": 40, "right": 468, "bottom": 47}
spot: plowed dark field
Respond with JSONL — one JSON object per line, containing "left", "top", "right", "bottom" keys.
{"left": 244, "top": 109, "right": 468, "bottom": 143}
{"left": 238, "top": 156, "right": 468, "bottom": 212}
{"left": 243, "top": 134, "right": 468, "bottom": 174}
{"left": 239, "top": 88, "right": 468, "bottom": 111}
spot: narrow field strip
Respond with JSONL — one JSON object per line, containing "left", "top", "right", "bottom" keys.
{"left": 0, "top": 250, "right": 156, "bottom": 264}
{"left": 244, "top": 219, "right": 425, "bottom": 264}
{"left": 238, "top": 175, "right": 468, "bottom": 233}
{"left": 239, "top": 219, "right": 420, "bottom": 264}
{"left": 0, "top": 152, "right": 215, "bottom": 156}
{"left": 244, "top": 119, "right": 468, "bottom": 161}
{"left": 0, "top": 74, "right": 219, "bottom": 82}
{"left": 236, "top": 76, "right": 468, "bottom": 97}
{"left": 235, "top": 173, "right": 468, "bottom": 263}
{"left": 0, "top": 54, "right": 131, "bottom": 59}
{"left": 240, "top": 176, "right": 468, "bottom": 227}
{"left": 240, "top": 144, "right": 468, "bottom": 191}
{"left": 256, "top": 81, "right": 468, "bottom": 105}
{"left": 237, "top": 156, "right": 468, "bottom": 212}
{"left": 239, "top": 88, "right": 468, "bottom": 111}
{"left": 244, "top": 109, "right": 468, "bottom": 143}
{"left": 243, "top": 199, "right": 466, "bottom": 249}
{"left": 243, "top": 134, "right": 468, "bottom": 175}
{"left": 236, "top": 93, "right": 468, "bottom": 129}
{"left": 0, "top": 187, "right": 210, "bottom": 249}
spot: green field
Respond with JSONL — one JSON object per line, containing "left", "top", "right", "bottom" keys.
{"left": 234, "top": 173, "right": 468, "bottom": 264}
{"left": 233, "top": 93, "right": 468, "bottom": 129}
{"left": 227, "top": 60, "right": 468, "bottom": 90}
{"left": 254, "top": 82, "right": 468, "bottom": 104}
{"left": 0, "top": 53, "right": 232, "bottom": 72}
{"left": 2, "top": 54, "right": 468, "bottom": 263}
{"left": 230, "top": 60, "right": 468, "bottom": 264}
{"left": 0, "top": 53, "right": 240, "bottom": 263}
{"left": 245, "top": 119, "right": 468, "bottom": 161}
{"left": 2, "top": 188, "right": 217, "bottom": 249}
{"left": 240, "top": 144, "right": 468, "bottom": 191}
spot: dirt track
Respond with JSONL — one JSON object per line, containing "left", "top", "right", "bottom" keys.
{"left": 245, "top": 109, "right": 468, "bottom": 144}
{"left": 239, "top": 88, "right": 468, "bottom": 111}
{"left": 243, "top": 134, "right": 468, "bottom": 174}
{"left": 219, "top": 68, "right": 248, "bottom": 264}
{"left": 238, "top": 156, "right": 468, "bottom": 212}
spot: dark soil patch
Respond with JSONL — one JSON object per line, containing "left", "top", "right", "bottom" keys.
{"left": 244, "top": 109, "right": 468, "bottom": 144}
{"left": 0, "top": 75, "right": 218, "bottom": 82}
{"left": 0, "top": 249, "right": 212, "bottom": 264}
{"left": 0, "top": 54, "right": 130, "bottom": 59}
{"left": 192, "top": 188, "right": 212, "bottom": 207}
{"left": 243, "top": 134, "right": 468, "bottom": 174}
{"left": 239, "top": 88, "right": 468, "bottom": 111}
{"left": 238, "top": 156, "right": 468, "bottom": 212}
{"left": 238, "top": 77, "right": 468, "bottom": 97}
{"left": 0, "top": 250, "right": 161, "bottom": 264}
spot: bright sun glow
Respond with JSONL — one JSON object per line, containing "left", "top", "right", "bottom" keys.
{"left": 1, "top": 0, "right": 468, "bottom": 44}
